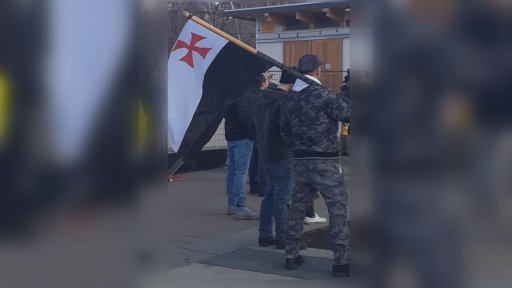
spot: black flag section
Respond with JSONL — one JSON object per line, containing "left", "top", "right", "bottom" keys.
{"left": 176, "top": 42, "right": 272, "bottom": 162}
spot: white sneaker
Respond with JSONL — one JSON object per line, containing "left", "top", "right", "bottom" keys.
{"left": 304, "top": 213, "right": 327, "bottom": 225}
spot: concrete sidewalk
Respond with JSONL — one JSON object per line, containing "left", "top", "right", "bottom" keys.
{"left": 166, "top": 167, "right": 338, "bottom": 267}
{"left": 150, "top": 156, "right": 371, "bottom": 287}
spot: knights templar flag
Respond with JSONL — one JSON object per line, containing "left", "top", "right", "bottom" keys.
{"left": 168, "top": 20, "right": 272, "bottom": 156}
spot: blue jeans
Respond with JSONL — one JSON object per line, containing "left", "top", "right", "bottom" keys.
{"left": 259, "top": 158, "right": 293, "bottom": 241}
{"left": 248, "top": 145, "right": 266, "bottom": 196}
{"left": 226, "top": 139, "right": 253, "bottom": 207}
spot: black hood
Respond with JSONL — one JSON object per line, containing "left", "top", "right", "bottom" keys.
{"left": 261, "top": 86, "right": 289, "bottom": 105}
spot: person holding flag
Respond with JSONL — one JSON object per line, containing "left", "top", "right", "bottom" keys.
{"left": 280, "top": 54, "right": 351, "bottom": 277}
{"left": 254, "top": 68, "right": 298, "bottom": 248}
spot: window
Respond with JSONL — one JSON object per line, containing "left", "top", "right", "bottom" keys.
{"left": 284, "top": 15, "right": 309, "bottom": 31}
{"left": 314, "top": 14, "right": 341, "bottom": 29}
{"left": 283, "top": 12, "right": 343, "bottom": 31}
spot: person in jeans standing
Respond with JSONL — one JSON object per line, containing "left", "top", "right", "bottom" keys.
{"left": 224, "top": 74, "right": 267, "bottom": 220}
{"left": 249, "top": 73, "right": 273, "bottom": 197}
{"left": 255, "top": 69, "right": 298, "bottom": 249}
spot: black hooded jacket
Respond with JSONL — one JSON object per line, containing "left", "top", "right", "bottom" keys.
{"left": 254, "top": 86, "right": 292, "bottom": 163}
{"left": 224, "top": 88, "right": 260, "bottom": 141}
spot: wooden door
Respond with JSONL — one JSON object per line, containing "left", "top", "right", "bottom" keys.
{"left": 283, "top": 40, "right": 311, "bottom": 68}
{"left": 283, "top": 38, "right": 343, "bottom": 92}
{"left": 312, "top": 39, "right": 343, "bottom": 92}
{"left": 319, "top": 72, "right": 341, "bottom": 93}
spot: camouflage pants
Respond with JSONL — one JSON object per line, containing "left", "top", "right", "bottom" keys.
{"left": 285, "top": 158, "right": 350, "bottom": 265}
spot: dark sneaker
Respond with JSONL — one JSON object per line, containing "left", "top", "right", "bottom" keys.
{"left": 332, "top": 264, "right": 350, "bottom": 278}
{"left": 258, "top": 237, "right": 275, "bottom": 247}
{"left": 285, "top": 255, "right": 305, "bottom": 270}
{"left": 275, "top": 240, "right": 308, "bottom": 250}
{"left": 249, "top": 185, "right": 259, "bottom": 195}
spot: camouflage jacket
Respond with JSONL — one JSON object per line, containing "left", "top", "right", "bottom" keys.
{"left": 280, "top": 77, "right": 349, "bottom": 158}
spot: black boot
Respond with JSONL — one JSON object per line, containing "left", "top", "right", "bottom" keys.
{"left": 249, "top": 184, "right": 259, "bottom": 195}
{"left": 332, "top": 264, "right": 350, "bottom": 278}
{"left": 258, "top": 237, "right": 275, "bottom": 247}
{"left": 285, "top": 255, "right": 305, "bottom": 270}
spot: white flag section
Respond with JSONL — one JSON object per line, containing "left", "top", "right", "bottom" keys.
{"left": 168, "top": 21, "right": 229, "bottom": 152}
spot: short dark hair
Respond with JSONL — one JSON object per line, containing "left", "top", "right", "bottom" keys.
{"left": 298, "top": 54, "right": 323, "bottom": 74}
{"left": 254, "top": 74, "right": 267, "bottom": 89}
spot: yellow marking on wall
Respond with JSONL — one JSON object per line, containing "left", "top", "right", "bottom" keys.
{"left": 0, "top": 70, "right": 10, "bottom": 147}
{"left": 138, "top": 98, "right": 148, "bottom": 151}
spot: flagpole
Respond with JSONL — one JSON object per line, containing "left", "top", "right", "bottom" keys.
{"left": 183, "top": 10, "right": 287, "bottom": 69}
{"left": 167, "top": 156, "right": 184, "bottom": 182}
{"left": 183, "top": 11, "right": 257, "bottom": 55}
{"left": 182, "top": 11, "right": 294, "bottom": 72}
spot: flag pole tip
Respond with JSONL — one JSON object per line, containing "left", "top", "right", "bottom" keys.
{"left": 182, "top": 11, "right": 192, "bottom": 18}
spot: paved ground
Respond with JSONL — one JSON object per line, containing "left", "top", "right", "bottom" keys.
{"left": 166, "top": 166, "right": 338, "bottom": 269}
{"left": 149, "top": 156, "right": 371, "bottom": 287}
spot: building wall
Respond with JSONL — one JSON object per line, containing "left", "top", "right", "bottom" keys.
{"left": 255, "top": 17, "right": 348, "bottom": 43}
{"left": 255, "top": 16, "right": 350, "bottom": 82}
{"left": 256, "top": 42, "right": 284, "bottom": 64}
{"left": 352, "top": 35, "right": 373, "bottom": 72}
{"left": 343, "top": 38, "right": 350, "bottom": 75}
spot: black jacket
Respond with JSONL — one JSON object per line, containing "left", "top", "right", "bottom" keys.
{"left": 255, "top": 86, "right": 292, "bottom": 163}
{"left": 224, "top": 88, "right": 260, "bottom": 141}
{"left": 339, "top": 82, "right": 351, "bottom": 100}
{"left": 280, "top": 79, "right": 350, "bottom": 157}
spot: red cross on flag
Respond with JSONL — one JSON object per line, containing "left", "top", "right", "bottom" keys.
{"left": 172, "top": 32, "right": 213, "bottom": 68}
{"left": 168, "top": 20, "right": 271, "bottom": 157}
